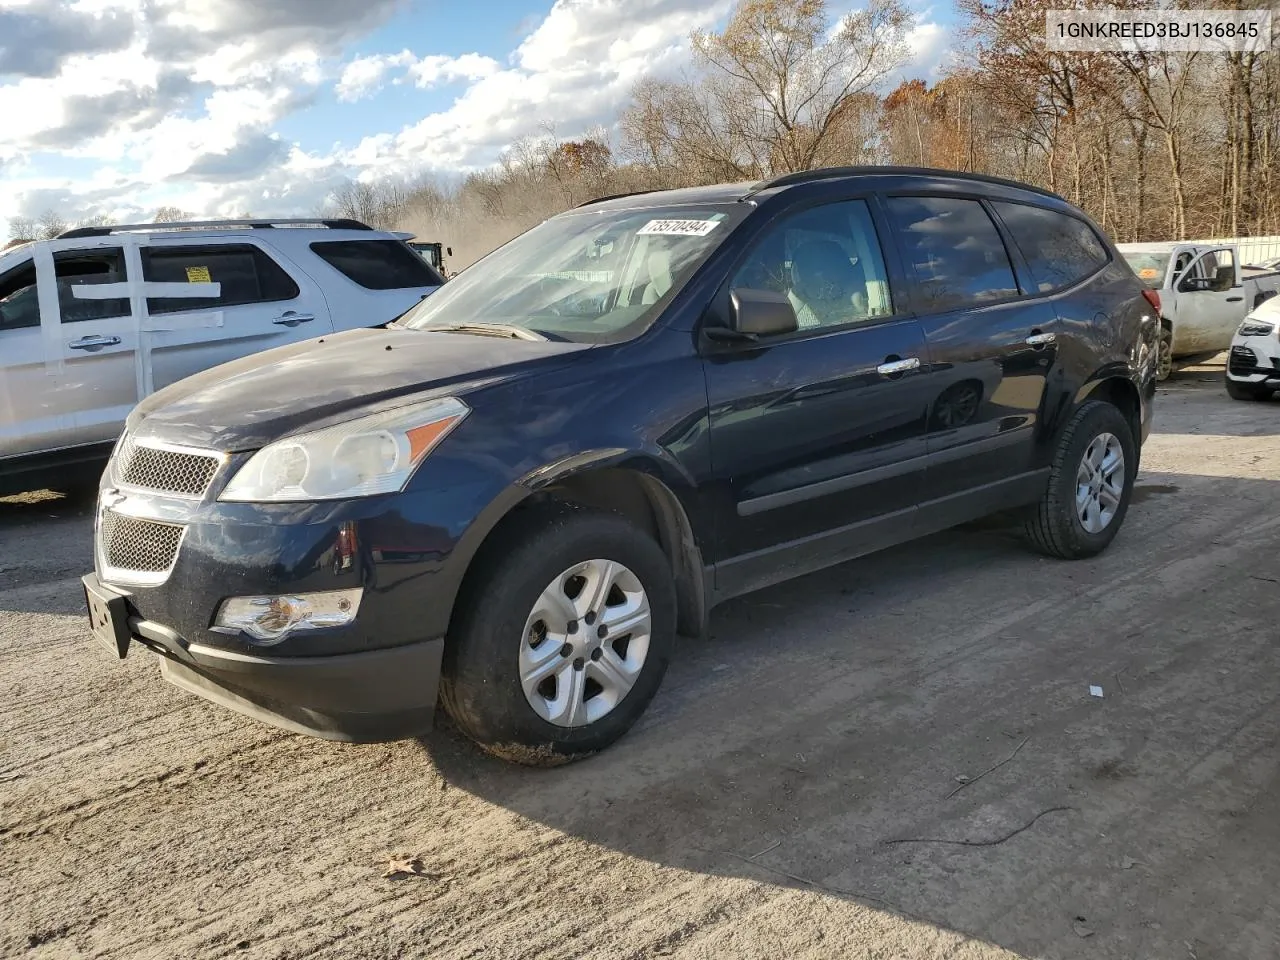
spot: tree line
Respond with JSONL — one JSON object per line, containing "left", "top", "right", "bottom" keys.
{"left": 11, "top": 0, "right": 1279, "bottom": 265}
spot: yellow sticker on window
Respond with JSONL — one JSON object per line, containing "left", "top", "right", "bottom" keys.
{"left": 186, "top": 265, "right": 211, "bottom": 283}
{"left": 1138, "top": 268, "right": 1159, "bottom": 279}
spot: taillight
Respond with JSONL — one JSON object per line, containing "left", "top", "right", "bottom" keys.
{"left": 1142, "top": 289, "right": 1161, "bottom": 314}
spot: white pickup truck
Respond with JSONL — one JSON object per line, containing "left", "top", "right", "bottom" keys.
{"left": 1118, "top": 241, "right": 1280, "bottom": 379}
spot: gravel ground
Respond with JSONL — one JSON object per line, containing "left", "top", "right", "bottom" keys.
{"left": 2, "top": 363, "right": 1279, "bottom": 960}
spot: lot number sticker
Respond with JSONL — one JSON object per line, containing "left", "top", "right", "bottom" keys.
{"left": 637, "top": 219, "right": 722, "bottom": 237}
{"left": 185, "top": 265, "right": 212, "bottom": 283}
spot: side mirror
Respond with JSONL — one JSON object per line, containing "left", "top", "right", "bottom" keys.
{"left": 446, "top": 247, "right": 453, "bottom": 257}
{"left": 1179, "top": 275, "right": 1210, "bottom": 293}
{"left": 729, "top": 287, "right": 798, "bottom": 338}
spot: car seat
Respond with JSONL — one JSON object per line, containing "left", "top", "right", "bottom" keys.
{"left": 788, "top": 240, "right": 868, "bottom": 329}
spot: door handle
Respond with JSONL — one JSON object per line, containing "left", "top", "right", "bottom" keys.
{"left": 273, "top": 311, "right": 315, "bottom": 326}
{"left": 69, "top": 335, "right": 122, "bottom": 351}
{"left": 1025, "top": 331, "right": 1056, "bottom": 347}
{"left": 1226, "top": 296, "right": 1243, "bottom": 302}
{"left": 876, "top": 357, "right": 920, "bottom": 377}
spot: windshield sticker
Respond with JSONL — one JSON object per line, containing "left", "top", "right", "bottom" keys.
{"left": 186, "top": 265, "right": 212, "bottom": 283}
{"left": 1138, "top": 267, "right": 1159, "bottom": 280}
{"left": 637, "top": 219, "right": 722, "bottom": 237}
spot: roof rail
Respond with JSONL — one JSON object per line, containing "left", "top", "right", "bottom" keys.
{"left": 57, "top": 218, "right": 375, "bottom": 240}
{"left": 741, "top": 166, "right": 1066, "bottom": 201}
{"left": 575, "top": 190, "right": 659, "bottom": 208}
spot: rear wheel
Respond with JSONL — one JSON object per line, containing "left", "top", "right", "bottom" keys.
{"left": 1225, "top": 376, "right": 1275, "bottom": 402}
{"left": 1023, "top": 401, "right": 1136, "bottom": 560}
{"left": 440, "top": 503, "right": 676, "bottom": 766}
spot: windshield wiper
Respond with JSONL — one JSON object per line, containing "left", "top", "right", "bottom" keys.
{"left": 428, "top": 322, "right": 549, "bottom": 342}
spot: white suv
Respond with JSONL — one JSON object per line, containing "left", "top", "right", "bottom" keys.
{"left": 0, "top": 218, "right": 444, "bottom": 494}
{"left": 1225, "top": 293, "right": 1280, "bottom": 401}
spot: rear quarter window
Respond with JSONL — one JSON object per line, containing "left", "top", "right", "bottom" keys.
{"left": 992, "top": 201, "right": 1110, "bottom": 293}
{"left": 309, "top": 240, "right": 444, "bottom": 290}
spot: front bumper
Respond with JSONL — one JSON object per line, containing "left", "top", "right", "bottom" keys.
{"left": 1226, "top": 341, "right": 1280, "bottom": 383}
{"left": 84, "top": 571, "right": 444, "bottom": 742}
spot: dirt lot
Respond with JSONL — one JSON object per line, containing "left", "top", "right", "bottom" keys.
{"left": 2, "top": 364, "right": 1279, "bottom": 960}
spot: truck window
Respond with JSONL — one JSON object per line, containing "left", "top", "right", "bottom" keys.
{"left": 1121, "top": 252, "right": 1171, "bottom": 289}
{"left": 991, "top": 202, "right": 1109, "bottom": 292}
{"left": 55, "top": 248, "right": 131, "bottom": 322}
{"left": 143, "top": 245, "right": 300, "bottom": 314}
{"left": 0, "top": 260, "right": 39, "bottom": 331}
{"left": 1180, "top": 248, "right": 1235, "bottom": 293}
{"left": 884, "top": 196, "right": 1019, "bottom": 311}
{"left": 310, "top": 240, "right": 444, "bottom": 290}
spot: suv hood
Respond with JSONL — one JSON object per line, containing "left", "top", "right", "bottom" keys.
{"left": 129, "top": 326, "right": 591, "bottom": 450}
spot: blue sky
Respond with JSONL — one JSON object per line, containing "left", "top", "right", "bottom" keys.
{"left": 0, "top": 0, "right": 957, "bottom": 239}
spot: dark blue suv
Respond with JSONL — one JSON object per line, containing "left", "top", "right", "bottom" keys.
{"left": 82, "top": 167, "right": 1159, "bottom": 764}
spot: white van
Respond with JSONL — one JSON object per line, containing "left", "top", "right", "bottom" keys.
{"left": 0, "top": 218, "right": 443, "bottom": 495}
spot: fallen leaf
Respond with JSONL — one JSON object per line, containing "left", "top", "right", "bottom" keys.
{"left": 384, "top": 856, "right": 433, "bottom": 880}
{"left": 1073, "top": 918, "right": 1095, "bottom": 939}
{"left": 1120, "top": 856, "right": 1138, "bottom": 870}
{"left": 953, "top": 774, "right": 972, "bottom": 784}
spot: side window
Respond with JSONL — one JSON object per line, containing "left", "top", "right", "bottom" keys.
{"left": 0, "top": 259, "right": 40, "bottom": 332}
{"left": 729, "top": 198, "right": 893, "bottom": 332}
{"left": 55, "top": 248, "right": 130, "bottom": 322}
{"left": 1180, "top": 248, "right": 1234, "bottom": 293}
{"left": 884, "top": 196, "right": 1019, "bottom": 312}
{"left": 309, "top": 240, "right": 444, "bottom": 290}
{"left": 991, "top": 202, "right": 1109, "bottom": 293}
{"left": 143, "top": 244, "right": 300, "bottom": 315}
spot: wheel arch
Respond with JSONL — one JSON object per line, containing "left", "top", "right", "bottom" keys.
{"left": 1073, "top": 372, "right": 1144, "bottom": 467}
{"left": 443, "top": 452, "right": 709, "bottom": 645}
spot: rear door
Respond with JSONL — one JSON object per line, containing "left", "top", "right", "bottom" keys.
{"left": 48, "top": 244, "right": 143, "bottom": 447}
{"left": 139, "top": 239, "right": 335, "bottom": 393}
{"left": 304, "top": 238, "right": 444, "bottom": 328}
{"left": 882, "top": 194, "right": 1059, "bottom": 515}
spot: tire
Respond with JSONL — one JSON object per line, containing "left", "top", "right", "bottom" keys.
{"left": 440, "top": 502, "right": 677, "bottom": 766}
{"left": 1225, "top": 376, "right": 1275, "bottom": 402}
{"left": 1023, "top": 401, "right": 1136, "bottom": 560}
{"left": 1155, "top": 325, "right": 1173, "bottom": 381}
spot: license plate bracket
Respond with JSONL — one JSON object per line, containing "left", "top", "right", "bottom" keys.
{"left": 83, "top": 575, "right": 132, "bottom": 659}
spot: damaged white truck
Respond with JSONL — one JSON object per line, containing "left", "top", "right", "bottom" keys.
{"left": 0, "top": 218, "right": 443, "bottom": 496}
{"left": 1119, "top": 241, "right": 1280, "bottom": 380}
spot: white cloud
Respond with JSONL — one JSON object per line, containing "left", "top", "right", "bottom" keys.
{"left": 408, "top": 52, "right": 500, "bottom": 89}
{"left": 336, "top": 49, "right": 415, "bottom": 102}
{"left": 348, "top": 0, "right": 736, "bottom": 175}
{"left": 1, "top": 0, "right": 952, "bottom": 241}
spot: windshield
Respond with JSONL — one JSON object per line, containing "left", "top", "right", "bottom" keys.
{"left": 1122, "top": 252, "right": 1171, "bottom": 289}
{"left": 398, "top": 203, "right": 747, "bottom": 343}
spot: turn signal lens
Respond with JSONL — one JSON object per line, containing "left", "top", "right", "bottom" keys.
{"left": 212, "top": 588, "right": 363, "bottom": 644}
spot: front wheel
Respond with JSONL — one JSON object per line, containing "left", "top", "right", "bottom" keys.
{"left": 440, "top": 503, "right": 676, "bottom": 766}
{"left": 1155, "top": 325, "right": 1173, "bottom": 381}
{"left": 1225, "top": 376, "right": 1275, "bottom": 402}
{"left": 1023, "top": 401, "right": 1136, "bottom": 560}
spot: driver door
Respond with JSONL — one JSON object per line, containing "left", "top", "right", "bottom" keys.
{"left": 1173, "top": 247, "right": 1245, "bottom": 354}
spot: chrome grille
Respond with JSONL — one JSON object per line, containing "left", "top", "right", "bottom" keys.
{"left": 101, "top": 510, "right": 184, "bottom": 576}
{"left": 117, "top": 437, "right": 221, "bottom": 498}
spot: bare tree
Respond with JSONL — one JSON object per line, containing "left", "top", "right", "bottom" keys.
{"left": 623, "top": 0, "right": 911, "bottom": 180}
{"left": 153, "top": 206, "right": 195, "bottom": 223}
{"left": 37, "top": 210, "right": 69, "bottom": 239}
{"left": 6, "top": 216, "right": 37, "bottom": 243}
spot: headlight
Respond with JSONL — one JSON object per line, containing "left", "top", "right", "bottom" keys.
{"left": 1239, "top": 320, "right": 1276, "bottom": 337}
{"left": 220, "top": 396, "right": 469, "bottom": 502}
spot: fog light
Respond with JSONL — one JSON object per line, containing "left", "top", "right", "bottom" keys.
{"left": 213, "top": 588, "right": 363, "bottom": 644}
